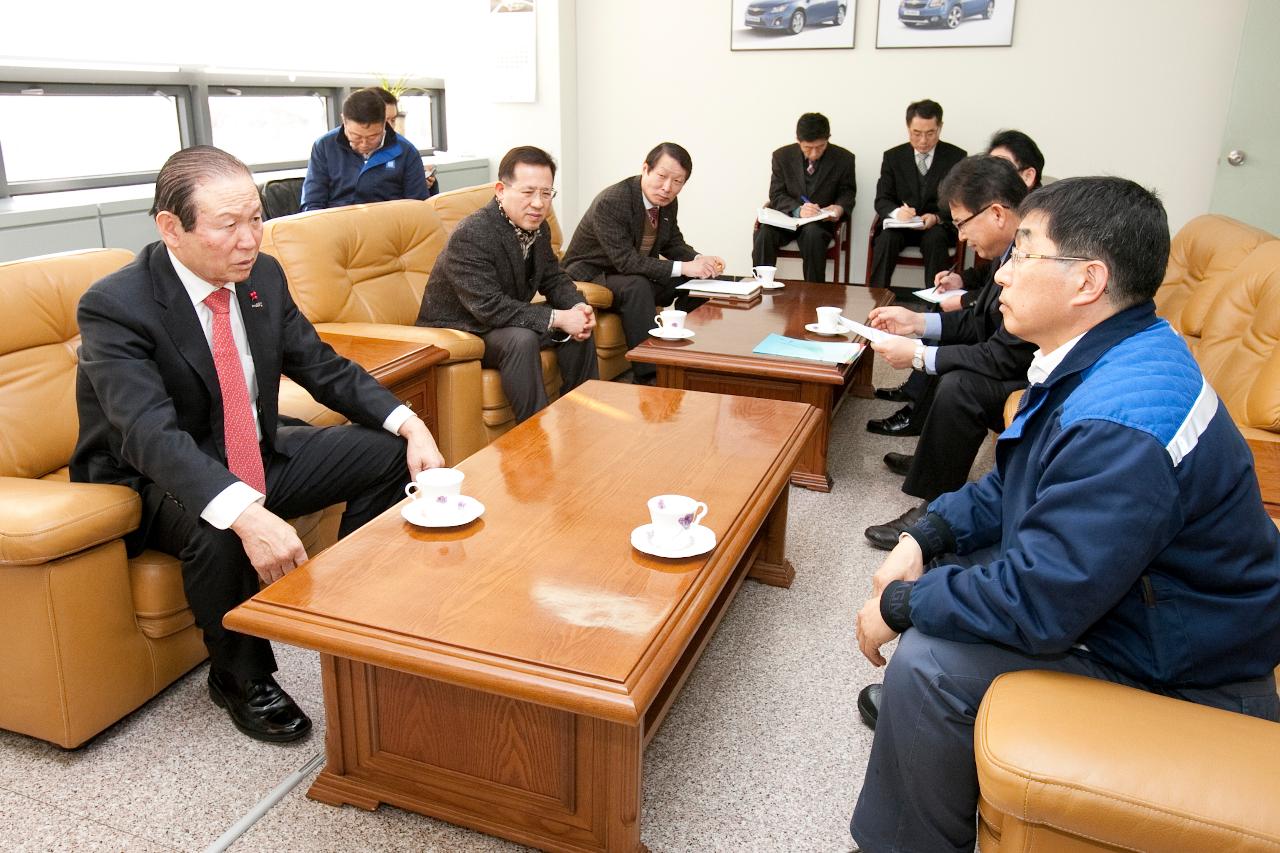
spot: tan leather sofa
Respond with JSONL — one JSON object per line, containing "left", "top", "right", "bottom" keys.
{"left": 979, "top": 238, "right": 1280, "bottom": 850}
{"left": 262, "top": 192, "right": 625, "bottom": 452}
{"left": 1155, "top": 213, "right": 1273, "bottom": 351}
{"left": 428, "top": 184, "right": 629, "bottom": 379}
{"left": 0, "top": 249, "right": 338, "bottom": 749}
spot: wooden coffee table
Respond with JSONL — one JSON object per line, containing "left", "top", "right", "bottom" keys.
{"left": 225, "top": 381, "right": 820, "bottom": 852}
{"left": 628, "top": 281, "right": 894, "bottom": 492}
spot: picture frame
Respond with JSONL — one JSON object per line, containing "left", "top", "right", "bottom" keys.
{"left": 875, "top": 0, "right": 1015, "bottom": 49}
{"left": 730, "top": 0, "right": 857, "bottom": 51}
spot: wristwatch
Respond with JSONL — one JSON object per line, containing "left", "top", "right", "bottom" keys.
{"left": 911, "top": 342, "right": 926, "bottom": 371}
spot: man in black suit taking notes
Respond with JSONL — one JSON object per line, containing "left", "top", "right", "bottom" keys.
{"left": 72, "top": 146, "right": 443, "bottom": 743}
{"left": 752, "top": 112, "right": 856, "bottom": 283}
{"left": 867, "top": 99, "right": 966, "bottom": 289}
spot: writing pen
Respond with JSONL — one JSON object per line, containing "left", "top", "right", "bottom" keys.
{"left": 800, "top": 195, "right": 811, "bottom": 204}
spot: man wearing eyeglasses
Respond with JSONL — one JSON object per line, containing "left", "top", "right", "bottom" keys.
{"left": 866, "top": 99, "right": 967, "bottom": 289}
{"left": 861, "top": 156, "right": 1035, "bottom": 550}
{"left": 300, "top": 88, "right": 431, "bottom": 211}
{"left": 562, "top": 142, "right": 726, "bottom": 385}
{"left": 416, "top": 146, "right": 597, "bottom": 423}
{"left": 847, "top": 175, "right": 1280, "bottom": 853}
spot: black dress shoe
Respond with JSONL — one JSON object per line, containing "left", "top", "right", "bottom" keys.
{"left": 208, "top": 669, "right": 312, "bottom": 743}
{"left": 864, "top": 503, "right": 927, "bottom": 551}
{"left": 874, "top": 383, "right": 912, "bottom": 403}
{"left": 866, "top": 405, "right": 922, "bottom": 437}
{"left": 857, "top": 683, "right": 882, "bottom": 731}
{"left": 883, "top": 452, "right": 914, "bottom": 477}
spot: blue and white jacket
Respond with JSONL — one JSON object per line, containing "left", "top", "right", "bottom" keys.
{"left": 901, "top": 302, "right": 1280, "bottom": 688}
{"left": 300, "top": 124, "right": 433, "bottom": 211}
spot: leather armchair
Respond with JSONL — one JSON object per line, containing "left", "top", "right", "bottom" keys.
{"left": 976, "top": 671, "right": 1280, "bottom": 852}
{"left": 0, "top": 248, "right": 339, "bottom": 749}
{"left": 430, "top": 184, "right": 630, "bottom": 380}
{"left": 1155, "top": 213, "right": 1273, "bottom": 351}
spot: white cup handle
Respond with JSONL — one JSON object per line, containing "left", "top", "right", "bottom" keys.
{"left": 405, "top": 483, "right": 420, "bottom": 499}
{"left": 654, "top": 314, "right": 664, "bottom": 327}
{"left": 692, "top": 502, "right": 708, "bottom": 527}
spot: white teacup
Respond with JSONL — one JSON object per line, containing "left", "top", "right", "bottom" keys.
{"left": 405, "top": 468, "right": 465, "bottom": 511}
{"left": 647, "top": 494, "right": 708, "bottom": 549}
{"left": 753, "top": 265, "right": 777, "bottom": 283}
{"left": 655, "top": 309, "right": 687, "bottom": 331}
{"left": 816, "top": 305, "right": 843, "bottom": 334}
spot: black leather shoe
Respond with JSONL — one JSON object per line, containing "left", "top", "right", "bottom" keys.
{"left": 864, "top": 504, "right": 927, "bottom": 551}
{"left": 866, "top": 405, "right": 921, "bottom": 437}
{"left": 883, "top": 452, "right": 914, "bottom": 477}
{"left": 874, "top": 383, "right": 912, "bottom": 403}
{"left": 208, "top": 669, "right": 312, "bottom": 743}
{"left": 857, "top": 683, "right": 882, "bottom": 731}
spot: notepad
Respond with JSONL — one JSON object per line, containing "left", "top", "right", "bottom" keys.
{"left": 913, "top": 286, "right": 967, "bottom": 304}
{"left": 757, "top": 207, "right": 833, "bottom": 231}
{"left": 752, "top": 333, "right": 864, "bottom": 364}
{"left": 676, "top": 279, "right": 763, "bottom": 301}
{"left": 882, "top": 216, "right": 925, "bottom": 230}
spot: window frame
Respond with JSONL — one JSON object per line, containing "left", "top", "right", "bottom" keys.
{"left": 0, "top": 68, "right": 445, "bottom": 198}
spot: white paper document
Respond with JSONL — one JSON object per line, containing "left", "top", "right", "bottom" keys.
{"left": 839, "top": 316, "right": 902, "bottom": 345}
{"left": 675, "top": 279, "right": 761, "bottom": 298}
{"left": 757, "top": 207, "right": 832, "bottom": 232}
{"left": 882, "top": 216, "right": 925, "bottom": 230}
{"left": 913, "top": 286, "right": 967, "bottom": 304}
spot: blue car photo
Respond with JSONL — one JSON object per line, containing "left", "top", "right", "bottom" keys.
{"left": 744, "top": 0, "right": 848, "bottom": 35}
{"left": 898, "top": 0, "right": 994, "bottom": 29}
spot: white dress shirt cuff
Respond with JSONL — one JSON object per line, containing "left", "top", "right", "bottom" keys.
{"left": 922, "top": 313, "right": 943, "bottom": 340}
{"left": 201, "top": 482, "right": 265, "bottom": 530}
{"left": 383, "top": 404, "right": 414, "bottom": 435}
{"left": 924, "top": 346, "right": 939, "bottom": 375}
{"left": 671, "top": 260, "right": 682, "bottom": 278}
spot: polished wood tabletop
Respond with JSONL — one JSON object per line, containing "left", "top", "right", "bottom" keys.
{"left": 318, "top": 331, "right": 448, "bottom": 387}
{"left": 631, "top": 280, "right": 893, "bottom": 381}
{"left": 227, "top": 380, "right": 820, "bottom": 724}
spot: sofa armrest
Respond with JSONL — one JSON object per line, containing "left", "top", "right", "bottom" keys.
{"left": 976, "top": 670, "right": 1280, "bottom": 852}
{"left": 0, "top": 477, "right": 141, "bottom": 565}
{"left": 312, "top": 322, "right": 484, "bottom": 364}
{"left": 1244, "top": 432, "right": 1279, "bottom": 519}
{"left": 574, "top": 281, "right": 614, "bottom": 310}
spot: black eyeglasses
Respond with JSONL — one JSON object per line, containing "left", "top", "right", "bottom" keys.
{"left": 952, "top": 204, "right": 992, "bottom": 231}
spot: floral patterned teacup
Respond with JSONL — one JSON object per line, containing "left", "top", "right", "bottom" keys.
{"left": 405, "top": 468, "right": 465, "bottom": 510}
{"left": 646, "top": 494, "right": 708, "bottom": 550}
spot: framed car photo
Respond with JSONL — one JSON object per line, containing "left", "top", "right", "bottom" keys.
{"left": 875, "top": 0, "right": 1015, "bottom": 48}
{"left": 730, "top": 0, "right": 857, "bottom": 51}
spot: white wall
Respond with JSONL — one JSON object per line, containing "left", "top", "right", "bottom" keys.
{"left": 572, "top": 0, "right": 1250, "bottom": 280}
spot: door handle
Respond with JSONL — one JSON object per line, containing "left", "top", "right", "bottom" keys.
{"left": 1227, "top": 149, "right": 1247, "bottom": 167}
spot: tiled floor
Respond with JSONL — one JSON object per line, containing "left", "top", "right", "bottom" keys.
{"left": 2, "top": 360, "right": 985, "bottom": 852}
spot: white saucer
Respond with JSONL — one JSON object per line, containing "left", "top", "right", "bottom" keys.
{"left": 804, "top": 322, "right": 850, "bottom": 337}
{"left": 755, "top": 280, "right": 785, "bottom": 290}
{"left": 402, "top": 495, "right": 485, "bottom": 528}
{"left": 630, "top": 523, "right": 717, "bottom": 558}
{"left": 648, "top": 327, "right": 695, "bottom": 340}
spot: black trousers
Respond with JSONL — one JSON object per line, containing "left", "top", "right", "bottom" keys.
{"left": 599, "top": 273, "right": 696, "bottom": 381}
{"left": 751, "top": 221, "right": 836, "bottom": 283}
{"left": 146, "top": 424, "right": 408, "bottom": 679}
{"left": 902, "top": 369, "right": 1027, "bottom": 501}
{"left": 480, "top": 326, "right": 599, "bottom": 422}
{"left": 868, "top": 224, "right": 955, "bottom": 289}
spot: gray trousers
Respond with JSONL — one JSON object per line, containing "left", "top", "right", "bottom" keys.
{"left": 850, "top": 628, "right": 1280, "bottom": 853}
{"left": 480, "top": 326, "right": 598, "bottom": 423}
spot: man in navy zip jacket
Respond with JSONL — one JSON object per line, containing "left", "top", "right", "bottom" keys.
{"left": 300, "top": 88, "right": 432, "bottom": 211}
{"left": 848, "top": 177, "right": 1280, "bottom": 853}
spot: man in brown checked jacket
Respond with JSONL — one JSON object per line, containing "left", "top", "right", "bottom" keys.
{"left": 562, "top": 142, "right": 725, "bottom": 384}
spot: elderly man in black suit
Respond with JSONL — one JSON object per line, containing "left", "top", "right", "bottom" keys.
{"left": 562, "top": 142, "right": 725, "bottom": 385}
{"left": 417, "top": 145, "right": 598, "bottom": 420}
{"left": 867, "top": 99, "right": 967, "bottom": 289}
{"left": 752, "top": 112, "right": 856, "bottom": 283}
{"left": 72, "top": 146, "right": 443, "bottom": 743}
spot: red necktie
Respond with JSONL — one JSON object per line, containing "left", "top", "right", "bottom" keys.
{"left": 204, "top": 288, "right": 267, "bottom": 494}
{"left": 646, "top": 207, "right": 659, "bottom": 228}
